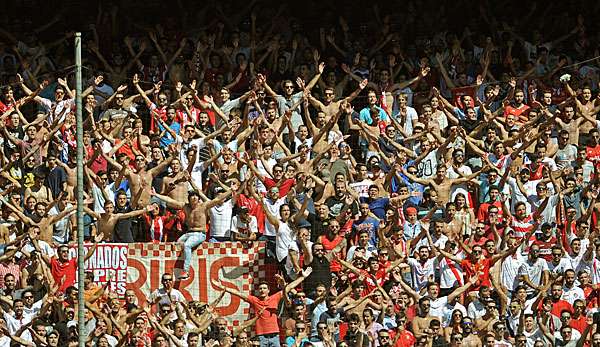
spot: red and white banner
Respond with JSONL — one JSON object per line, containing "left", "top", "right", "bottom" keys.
{"left": 69, "top": 244, "right": 129, "bottom": 296}
{"left": 126, "top": 242, "right": 268, "bottom": 326}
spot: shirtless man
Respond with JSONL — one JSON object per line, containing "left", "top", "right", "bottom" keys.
{"left": 151, "top": 188, "right": 232, "bottom": 279}
{"left": 160, "top": 158, "right": 191, "bottom": 203}
{"left": 103, "top": 148, "right": 175, "bottom": 208}
{"left": 400, "top": 165, "right": 486, "bottom": 205}
{"left": 412, "top": 297, "right": 434, "bottom": 338}
{"left": 565, "top": 81, "right": 598, "bottom": 136}
{"left": 461, "top": 317, "right": 482, "bottom": 347}
{"left": 303, "top": 98, "right": 345, "bottom": 154}
{"left": 554, "top": 105, "right": 585, "bottom": 145}
{"left": 2, "top": 196, "right": 76, "bottom": 244}
{"left": 307, "top": 79, "right": 368, "bottom": 120}
{"left": 84, "top": 202, "right": 154, "bottom": 241}
{"left": 474, "top": 300, "right": 500, "bottom": 336}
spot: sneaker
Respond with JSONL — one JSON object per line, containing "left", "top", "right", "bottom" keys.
{"left": 178, "top": 271, "right": 189, "bottom": 280}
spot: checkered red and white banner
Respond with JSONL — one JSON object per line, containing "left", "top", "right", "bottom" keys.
{"left": 126, "top": 242, "right": 268, "bottom": 326}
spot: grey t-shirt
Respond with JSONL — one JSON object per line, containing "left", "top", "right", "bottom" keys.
{"left": 554, "top": 144, "right": 577, "bottom": 170}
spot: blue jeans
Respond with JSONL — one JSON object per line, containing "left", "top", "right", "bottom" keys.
{"left": 258, "top": 334, "right": 280, "bottom": 347}
{"left": 177, "top": 232, "right": 206, "bottom": 272}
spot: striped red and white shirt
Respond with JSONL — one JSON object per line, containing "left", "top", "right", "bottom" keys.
{"left": 510, "top": 215, "right": 534, "bottom": 239}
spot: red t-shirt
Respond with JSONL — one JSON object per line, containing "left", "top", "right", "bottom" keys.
{"left": 477, "top": 201, "right": 503, "bottom": 222}
{"left": 583, "top": 285, "right": 600, "bottom": 310}
{"left": 460, "top": 257, "right": 492, "bottom": 291}
{"left": 504, "top": 104, "right": 530, "bottom": 122}
{"left": 51, "top": 257, "right": 77, "bottom": 292}
{"left": 237, "top": 194, "right": 265, "bottom": 234}
{"left": 0, "top": 100, "right": 8, "bottom": 113}
{"left": 392, "top": 329, "right": 416, "bottom": 347}
{"left": 530, "top": 236, "right": 557, "bottom": 262}
{"left": 320, "top": 234, "right": 345, "bottom": 272}
{"left": 451, "top": 86, "right": 476, "bottom": 106}
{"left": 539, "top": 299, "right": 572, "bottom": 317}
{"left": 570, "top": 314, "right": 587, "bottom": 333}
{"left": 246, "top": 291, "right": 283, "bottom": 335}
{"left": 586, "top": 145, "right": 600, "bottom": 162}
{"left": 264, "top": 178, "right": 296, "bottom": 198}
{"left": 115, "top": 139, "right": 139, "bottom": 162}
{"left": 87, "top": 144, "right": 107, "bottom": 173}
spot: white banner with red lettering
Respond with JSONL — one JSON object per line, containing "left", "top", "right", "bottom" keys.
{"left": 126, "top": 242, "right": 268, "bottom": 326}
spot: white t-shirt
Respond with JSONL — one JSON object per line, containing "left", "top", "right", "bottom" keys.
{"left": 501, "top": 253, "right": 526, "bottom": 292}
{"left": 48, "top": 203, "right": 74, "bottom": 244}
{"left": 518, "top": 258, "right": 549, "bottom": 294}
{"left": 417, "top": 150, "right": 438, "bottom": 179}
{"left": 275, "top": 222, "right": 297, "bottom": 262}
{"left": 231, "top": 215, "right": 258, "bottom": 240}
{"left": 561, "top": 285, "right": 585, "bottom": 305}
{"left": 407, "top": 257, "right": 436, "bottom": 290}
{"left": 209, "top": 200, "right": 234, "bottom": 238}
{"left": 3, "top": 312, "right": 31, "bottom": 335}
{"left": 149, "top": 288, "right": 185, "bottom": 306}
{"left": 38, "top": 97, "right": 74, "bottom": 123}
{"left": 350, "top": 179, "right": 375, "bottom": 198}
{"left": 263, "top": 197, "right": 286, "bottom": 237}
{"left": 439, "top": 256, "right": 464, "bottom": 289}
{"left": 23, "top": 300, "right": 43, "bottom": 320}
{"left": 429, "top": 297, "right": 449, "bottom": 320}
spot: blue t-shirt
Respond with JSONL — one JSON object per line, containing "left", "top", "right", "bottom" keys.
{"left": 452, "top": 106, "right": 481, "bottom": 120}
{"left": 359, "top": 197, "right": 389, "bottom": 220}
{"left": 359, "top": 106, "right": 389, "bottom": 124}
{"left": 158, "top": 121, "right": 181, "bottom": 146}
{"left": 352, "top": 217, "right": 380, "bottom": 246}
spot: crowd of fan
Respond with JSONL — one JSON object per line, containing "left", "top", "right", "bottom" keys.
{"left": 3, "top": 0, "right": 600, "bottom": 346}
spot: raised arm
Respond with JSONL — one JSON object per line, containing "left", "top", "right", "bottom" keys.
{"left": 211, "top": 279, "right": 251, "bottom": 302}
{"left": 150, "top": 190, "right": 186, "bottom": 209}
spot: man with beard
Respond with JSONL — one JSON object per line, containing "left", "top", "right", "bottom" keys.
{"left": 302, "top": 243, "right": 332, "bottom": 295}
{"left": 132, "top": 73, "right": 169, "bottom": 133}
{"left": 83, "top": 198, "right": 153, "bottom": 242}
{"left": 518, "top": 244, "right": 550, "bottom": 297}
{"left": 212, "top": 268, "right": 312, "bottom": 347}
{"left": 262, "top": 72, "right": 321, "bottom": 139}
{"left": 35, "top": 240, "right": 99, "bottom": 293}
{"left": 401, "top": 164, "right": 486, "bottom": 205}
{"left": 308, "top": 79, "right": 368, "bottom": 121}
{"left": 559, "top": 271, "right": 584, "bottom": 308}
{"left": 438, "top": 239, "right": 524, "bottom": 294}
{"left": 343, "top": 313, "right": 369, "bottom": 347}
{"left": 411, "top": 297, "right": 434, "bottom": 338}
{"left": 460, "top": 317, "right": 481, "bottom": 347}
{"left": 529, "top": 223, "right": 558, "bottom": 261}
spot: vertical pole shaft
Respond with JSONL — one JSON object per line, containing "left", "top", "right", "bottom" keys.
{"left": 75, "top": 32, "right": 85, "bottom": 347}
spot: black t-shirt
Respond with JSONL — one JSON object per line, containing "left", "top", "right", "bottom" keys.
{"left": 306, "top": 213, "right": 328, "bottom": 243}
{"left": 304, "top": 256, "right": 331, "bottom": 298}
{"left": 113, "top": 203, "right": 134, "bottom": 243}
{"left": 344, "top": 330, "right": 369, "bottom": 347}
{"left": 3, "top": 125, "right": 24, "bottom": 156}
{"left": 46, "top": 166, "right": 67, "bottom": 199}
{"left": 324, "top": 195, "right": 358, "bottom": 219}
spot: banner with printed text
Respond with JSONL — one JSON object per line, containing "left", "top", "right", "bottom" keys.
{"left": 126, "top": 242, "right": 268, "bottom": 326}
{"left": 69, "top": 244, "right": 129, "bottom": 296}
